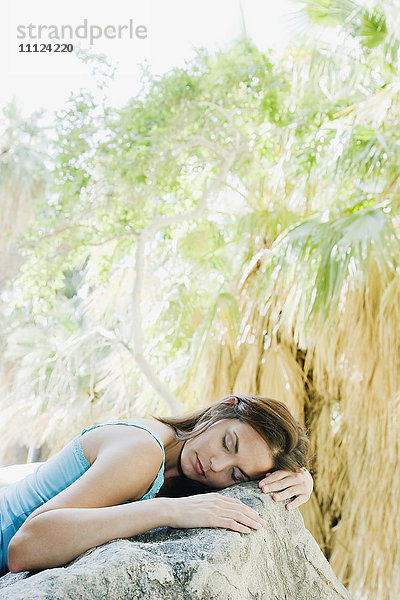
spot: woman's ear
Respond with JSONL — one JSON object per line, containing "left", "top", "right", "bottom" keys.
{"left": 223, "top": 396, "right": 238, "bottom": 407}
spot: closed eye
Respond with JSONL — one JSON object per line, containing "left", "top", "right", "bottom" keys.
{"left": 222, "top": 435, "right": 239, "bottom": 483}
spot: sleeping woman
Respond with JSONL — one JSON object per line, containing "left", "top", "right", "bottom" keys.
{"left": 1, "top": 394, "right": 313, "bottom": 575}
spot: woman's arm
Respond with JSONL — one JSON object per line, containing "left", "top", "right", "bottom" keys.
{"left": 8, "top": 497, "right": 171, "bottom": 572}
{"left": 7, "top": 433, "right": 165, "bottom": 572}
{"left": 8, "top": 493, "right": 267, "bottom": 573}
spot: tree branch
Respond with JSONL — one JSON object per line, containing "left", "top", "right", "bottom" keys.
{"left": 130, "top": 151, "right": 237, "bottom": 414}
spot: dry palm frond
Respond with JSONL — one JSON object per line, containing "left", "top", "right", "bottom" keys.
{"left": 258, "top": 344, "right": 305, "bottom": 425}
{"left": 303, "top": 258, "right": 400, "bottom": 597}
{"left": 232, "top": 343, "right": 260, "bottom": 396}
{"left": 184, "top": 216, "right": 400, "bottom": 599}
{"left": 195, "top": 338, "right": 234, "bottom": 405}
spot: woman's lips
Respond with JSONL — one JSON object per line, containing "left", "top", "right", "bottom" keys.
{"left": 195, "top": 455, "right": 205, "bottom": 476}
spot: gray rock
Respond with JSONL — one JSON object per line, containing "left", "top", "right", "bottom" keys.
{"left": 0, "top": 482, "right": 353, "bottom": 600}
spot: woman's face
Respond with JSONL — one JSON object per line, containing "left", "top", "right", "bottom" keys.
{"left": 179, "top": 418, "right": 275, "bottom": 489}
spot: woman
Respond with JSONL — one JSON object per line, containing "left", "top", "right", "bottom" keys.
{"left": 1, "top": 394, "right": 313, "bottom": 575}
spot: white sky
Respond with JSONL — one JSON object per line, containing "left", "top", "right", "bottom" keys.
{"left": 2, "top": 0, "right": 300, "bottom": 119}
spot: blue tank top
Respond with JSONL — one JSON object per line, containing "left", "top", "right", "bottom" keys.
{"left": 0, "top": 419, "right": 165, "bottom": 575}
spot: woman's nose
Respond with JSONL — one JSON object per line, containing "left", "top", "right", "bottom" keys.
{"left": 209, "top": 455, "right": 231, "bottom": 473}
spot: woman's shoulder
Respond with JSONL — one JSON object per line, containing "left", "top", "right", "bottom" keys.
{"left": 80, "top": 417, "right": 174, "bottom": 465}
{"left": 131, "top": 417, "right": 175, "bottom": 445}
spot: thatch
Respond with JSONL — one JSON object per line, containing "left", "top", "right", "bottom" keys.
{"left": 183, "top": 251, "right": 400, "bottom": 600}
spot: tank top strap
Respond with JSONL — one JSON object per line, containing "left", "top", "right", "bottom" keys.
{"left": 120, "top": 420, "right": 166, "bottom": 461}
{"left": 80, "top": 419, "right": 165, "bottom": 460}
{"left": 79, "top": 419, "right": 165, "bottom": 500}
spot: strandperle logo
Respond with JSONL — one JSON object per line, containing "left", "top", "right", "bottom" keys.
{"left": 17, "top": 19, "right": 148, "bottom": 45}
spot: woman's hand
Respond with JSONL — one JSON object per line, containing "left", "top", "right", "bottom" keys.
{"left": 165, "top": 493, "right": 267, "bottom": 534}
{"left": 258, "top": 468, "right": 313, "bottom": 511}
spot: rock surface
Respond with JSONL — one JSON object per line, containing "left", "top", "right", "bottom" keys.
{"left": 0, "top": 482, "right": 353, "bottom": 600}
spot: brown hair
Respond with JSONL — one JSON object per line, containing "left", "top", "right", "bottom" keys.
{"left": 154, "top": 394, "right": 310, "bottom": 495}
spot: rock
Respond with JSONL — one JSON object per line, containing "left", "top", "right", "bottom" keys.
{"left": 0, "top": 482, "right": 353, "bottom": 600}
{"left": 0, "top": 463, "right": 43, "bottom": 489}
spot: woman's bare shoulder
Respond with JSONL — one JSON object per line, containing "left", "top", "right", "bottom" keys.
{"left": 80, "top": 417, "right": 173, "bottom": 465}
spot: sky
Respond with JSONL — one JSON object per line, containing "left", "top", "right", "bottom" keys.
{"left": 2, "top": 0, "right": 301, "bottom": 120}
